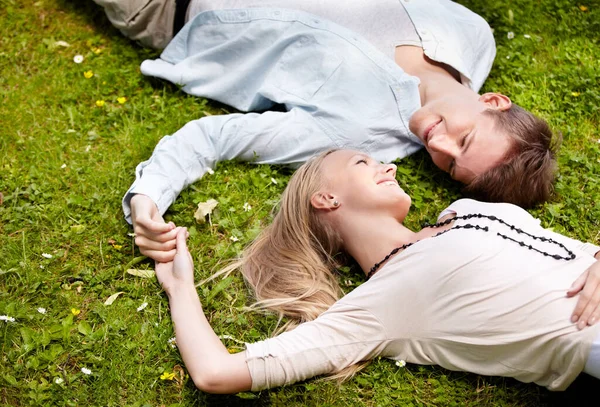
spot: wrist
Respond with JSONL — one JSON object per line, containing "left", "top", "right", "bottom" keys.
{"left": 166, "top": 281, "right": 198, "bottom": 299}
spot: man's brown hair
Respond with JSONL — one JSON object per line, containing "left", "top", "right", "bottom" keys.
{"left": 463, "top": 104, "right": 560, "bottom": 208}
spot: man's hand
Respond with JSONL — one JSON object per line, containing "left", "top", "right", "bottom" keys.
{"left": 130, "top": 194, "right": 180, "bottom": 262}
{"left": 568, "top": 260, "right": 600, "bottom": 330}
{"left": 155, "top": 228, "right": 194, "bottom": 295}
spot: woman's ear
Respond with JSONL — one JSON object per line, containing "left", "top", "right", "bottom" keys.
{"left": 311, "top": 192, "right": 340, "bottom": 210}
{"left": 479, "top": 92, "right": 512, "bottom": 111}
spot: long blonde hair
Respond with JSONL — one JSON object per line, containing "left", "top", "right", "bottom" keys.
{"left": 218, "top": 150, "right": 368, "bottom": 381}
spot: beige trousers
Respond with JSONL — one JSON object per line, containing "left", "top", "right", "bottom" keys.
{"left": 92, "top": 0, "right": 176, "bottom": 49}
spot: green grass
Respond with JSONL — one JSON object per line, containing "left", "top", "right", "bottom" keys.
{"left": 1, "top": 0, "right": 599, "bottom": 405}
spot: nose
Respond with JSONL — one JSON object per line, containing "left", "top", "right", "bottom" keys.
{"left": 427, "top": 134, "right": 458, "bottom": 157}
{"left": 382, "top": 163, "right": 397, "bottom": 175}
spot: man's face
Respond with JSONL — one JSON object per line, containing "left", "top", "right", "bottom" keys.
{"left": 409, "top": 93, "right": 514, "bottom": 184}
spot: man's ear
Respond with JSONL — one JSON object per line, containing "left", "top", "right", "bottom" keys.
{"left": 311, "top": 191, "right": 339, "bottom": 210}
{"left": 479, "top": 92, "right": 512, "bottom": 111}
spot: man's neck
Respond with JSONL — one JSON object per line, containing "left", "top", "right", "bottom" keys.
{"left": 394, "top": 45, "right": 467, "bottom": 104}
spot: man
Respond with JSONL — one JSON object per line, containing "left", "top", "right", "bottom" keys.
{"left": 92, "top": 0, "right": 558, "bottom": 262}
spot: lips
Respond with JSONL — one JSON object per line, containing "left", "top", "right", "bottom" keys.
{"left": 423, "top": 119, "right": 442, "bottom": 146}
{"left": 377, "top": 178, "right": 399, "bottom": 186}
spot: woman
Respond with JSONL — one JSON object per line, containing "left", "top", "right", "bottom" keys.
{"left": 155, "top": 149, "right": 600, "bottom": 394}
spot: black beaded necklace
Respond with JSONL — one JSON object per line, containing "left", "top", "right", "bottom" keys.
{"left": 367, "top": 213, "right": 576, "bottom": 280}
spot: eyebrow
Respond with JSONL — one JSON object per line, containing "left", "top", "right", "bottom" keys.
{"left": 452, "top": 131, "right": 475, "bottom": 179}
{"left": 350, "top": 153, "right": 369, "bottom": 163}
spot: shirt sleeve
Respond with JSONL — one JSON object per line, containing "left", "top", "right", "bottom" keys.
{"left": 244, "top": 303, "right": 388, "bottom": 391}
{"left": 122, "top": 109, "right": 335, "bottom": 223}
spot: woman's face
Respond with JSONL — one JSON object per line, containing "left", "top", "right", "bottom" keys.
{"left": 318, "top": 150, "right": 411, "bottom": 221}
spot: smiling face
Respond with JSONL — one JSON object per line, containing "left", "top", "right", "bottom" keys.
{"left": 315, "top": 150, "right": 411, "bottom": 222}
{"left": 409, "top": 93, "right": 514, "bottom": 183}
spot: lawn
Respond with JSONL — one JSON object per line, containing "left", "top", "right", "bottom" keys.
{"left": 1, "top": 0, "right": 599, "bottom": 405}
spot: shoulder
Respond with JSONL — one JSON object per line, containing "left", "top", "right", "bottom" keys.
{"left": 438, "top": 199, "right": 535, "bottom": 222}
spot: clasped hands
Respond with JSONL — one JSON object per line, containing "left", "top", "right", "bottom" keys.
{"left": 130, "top": 194, "right": 193, "bottom": 294}
{"left": 131, "top": 193, "right": 600, "bottom": 329}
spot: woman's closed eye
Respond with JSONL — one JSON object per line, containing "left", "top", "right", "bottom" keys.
{"left": 356, "top": 159, "right": 368, "bottom": 165}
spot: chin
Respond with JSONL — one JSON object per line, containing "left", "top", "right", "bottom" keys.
{"left": 394, "top": 194, "right": 412, "bottom": 220}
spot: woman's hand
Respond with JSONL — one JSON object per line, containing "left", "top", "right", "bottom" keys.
{"left": 156, "top": 228, "right": 195, "bottom": 295}
{"left": 568, "top": 260, "right": 600, "bottom": 330}
{"left": 130, "top": 194, "right": 180, "bottom": 262}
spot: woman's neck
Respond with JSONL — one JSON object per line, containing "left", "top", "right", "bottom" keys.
{"left": 338, "top": 215, "right": 421, "bottom": 278}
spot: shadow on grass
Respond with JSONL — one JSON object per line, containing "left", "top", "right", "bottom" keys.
{"left": 54, "top": 0, "right": 134, "bottom": 47}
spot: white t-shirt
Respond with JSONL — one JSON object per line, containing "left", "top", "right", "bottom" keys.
{"left": 245, "top": 199, "right": 600, "bottom": 391}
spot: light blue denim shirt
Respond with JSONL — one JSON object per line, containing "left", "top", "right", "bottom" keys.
{"left": 123, "top": 1, "right": 495, "bottom": 222}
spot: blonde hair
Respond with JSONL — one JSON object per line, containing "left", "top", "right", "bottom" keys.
{"left": 214, "top": 150, "right": 367, "bottom": 381}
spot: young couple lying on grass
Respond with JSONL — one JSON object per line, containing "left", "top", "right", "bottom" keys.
{"left": 93, "top": 0, "right": 599, "bottom": 394}
{"left": 129, "top": 149, "right": 600, "bottom": 393}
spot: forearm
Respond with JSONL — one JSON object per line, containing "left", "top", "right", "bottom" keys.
{"left": 167, "top": 284, "right": 251, "bottom": 393}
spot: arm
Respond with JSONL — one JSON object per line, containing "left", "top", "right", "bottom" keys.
{"left": 536, "top": 227, "right": 600, "bottom": 329}
{"left": 122, "top": 110, "right": 332, "bottom": 223}
{"left": 123, "top": 110, "right": 333, "bottom": 260}
{"left": 156, "top": 229, "right": 251, "bottom": 393}
{"left": 158, "top": 230, "right": 386, "bottom": 393}
{"left": 567, "top": 257, "right": 600, "bottom": 330}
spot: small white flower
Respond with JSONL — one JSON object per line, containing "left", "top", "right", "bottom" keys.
{"left": 81, "top": 367, "right": 92, "bottom": 375}
{"left": 168, "top": 337, "right": 177, "bottom": 349}
{"left": 73, "top": 54, "right": 84, "bottom": 64}
{"left": 596, "top": 139, "right": 600, "bottom": 144}
{"left": 524, "top": 34, "right": 531, "bottom": 39}
{"left": 54, "top": 377, "right": 64, "bottom": 384}
{"left": 40, "top": 265, "right": 44, "bottom": 269}
{"left": 0, "top": 315, "right": 15, "bottom": 322}
{"left": 137, "top": 302, "right": 148, "bottom": 312}
{"left": 206, "top": 168, "right": 214, "bottom": 175}
{"left": 42, "top": 253, "right": 53, "bottom": 259}
{"left": 230, "top": 236, "right": 239, "bottom": 242}
{"left": 507, "top": 31, "right": 515, "bottom": 39}
{"left": 243, "top": 202, "right": 252, "bottom": 212}
{"left": 37, "top": 307, "right": 47, "bottom": 314}
{"left": 60, "top": 163, "right": 67, "bottom": 169}
{"left": 270, "top": 177, "right": 278, "bottom": 185}
{"left": 395, "top": 360, "right": 406, "bottom": 368}
{"left": 85, "top": 145, "right": 91, "bottom": 152}
{"left": 506, "top": 55, "right": 511, "bottom": 59}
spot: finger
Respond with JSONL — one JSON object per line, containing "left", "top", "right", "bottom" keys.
{"left": 577, "top": 280, "right": 600, "bottom": 329}
{"left": 136, "top": 218, "right": 175, "bottom": 234}
{"left": 136, "top": 226, "right": 182, "bottom": 243}
{"left": 134, "top": 236, "right": 177, "bottom": 252}
{"left": 141, "top": 248, "right": 177, "bottom": 263}
{"left": 589, "top": 303, "right": 600, "bottom": 326}
{"left": 567, "top": 270, "right": 588, "bottom": 297}
{"left": 175, "top": 227, "right": 189, "bottom": 253}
